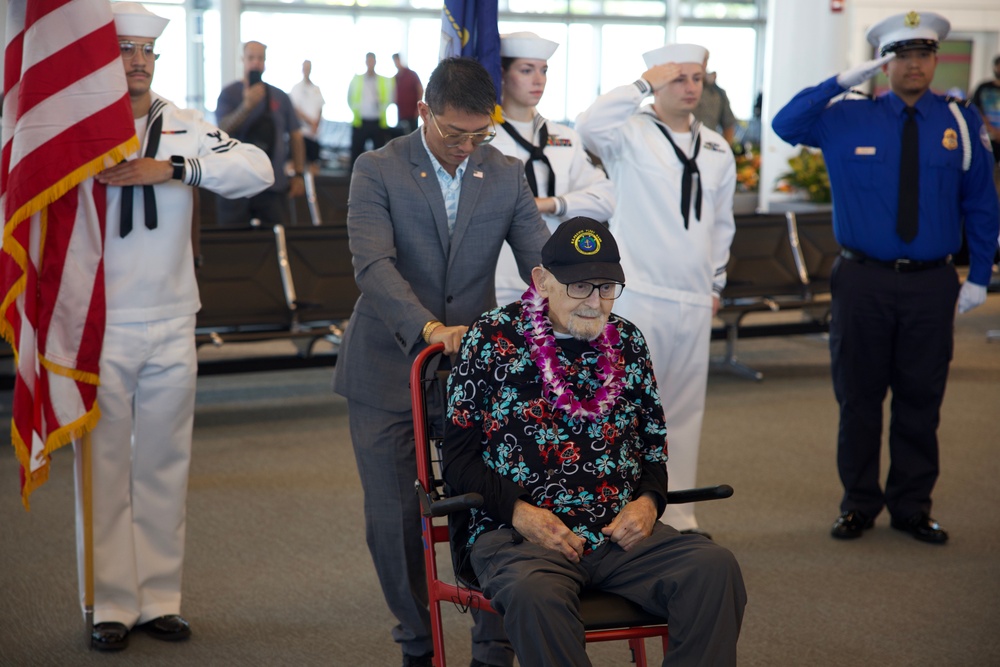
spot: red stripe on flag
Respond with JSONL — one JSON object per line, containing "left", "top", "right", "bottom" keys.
{"left": 22, "top": 0, "right": 77, "bottom": 30}
{"left": 13, "top": 22, "right": 120, "bottom": 121}
{"left": 3, "top": 99, "right": 133, "bottom": 223}
{"left": 2, "top": 0, "right": 134, "bottom": 508}
{"left": 3, "top": 30, "right": 24, "bottom": 97}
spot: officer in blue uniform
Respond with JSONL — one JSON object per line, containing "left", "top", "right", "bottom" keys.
{"left": 773, "top": 10, "right": 999, "bottom": 544}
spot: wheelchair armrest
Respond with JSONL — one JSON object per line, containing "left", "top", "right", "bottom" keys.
{"left": 414, "top": 479, "right": 483, "bottom": 518}
{"left": 666, "top": 484, "right": 734, "bottom": 504}
{"left": 430, "top": 492, "right": 483, "bottom": 517}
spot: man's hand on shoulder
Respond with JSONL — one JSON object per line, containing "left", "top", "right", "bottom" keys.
{"left": 601, "top": 493, "right": 658, "bottom": 552}
{"left": 512, "top": 500, "right": 586, "bottom": 563}
{"left": 95, "top": 158, "right": 172, "bottom": 187}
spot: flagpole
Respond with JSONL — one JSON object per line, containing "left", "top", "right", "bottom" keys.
{"left": 82, "top": 432, "right": 95, "bottom": 644}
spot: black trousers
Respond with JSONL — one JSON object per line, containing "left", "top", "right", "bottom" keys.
{"left": 829, "top": 256, "right": 960, "bottom": 520}
{"left": 214, "top": 190, "right": 288, "bottom": 227}
{"left": 350, "top": 119, "right": 386, "bottom": 167}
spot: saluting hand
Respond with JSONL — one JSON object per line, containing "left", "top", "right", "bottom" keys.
{"left": 95, "top": 158, "right": 172, "bottom": 187}
{"left": 641, "top": 63, "right": 683, "bottom": 93}
{"left": 836, "top": 53, "right": 895, "bottom": 89}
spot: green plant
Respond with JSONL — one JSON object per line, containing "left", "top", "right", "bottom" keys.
{"left": 776, "top": 147, "right": 831, "bottom": 203}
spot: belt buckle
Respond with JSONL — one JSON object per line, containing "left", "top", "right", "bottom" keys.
{"left": 892, "top": 258, "right": 911, "bottom": 272}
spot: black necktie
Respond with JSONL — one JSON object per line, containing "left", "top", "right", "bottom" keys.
{"left": 120, "top": 112, "right": 162, "bottom": 237}
{"left": 896, "top": 106, "right": 919, "bottom": 243}
{"left": 501, "top": 120, "right": 556, "bottom": 197}
{"left": 654, "top": 122, "right": 701, "bottom": 229}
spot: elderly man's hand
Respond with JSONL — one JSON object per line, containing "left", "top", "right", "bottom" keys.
{"left": 95, "top": 158, "right": 172, "bottom": 187}
{"left": 512, "top": 500, "right": 586, "bottom": 563}
{"left": 601, "top": 494, "right": 658, "bottom": 552}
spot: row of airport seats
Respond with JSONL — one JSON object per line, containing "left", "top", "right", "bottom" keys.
{"left": 195, "top": 224, "right": 359, "bottom": 373}
{"left": 713, "top": 211, "right": 840, "bottom": 381}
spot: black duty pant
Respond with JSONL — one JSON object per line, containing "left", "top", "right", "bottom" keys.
{"left": 351, "top": 119, "right": 386, "bottom": 167}
{"left": 215, "top": 190, "right": 288, "bottom": 227}
{"left": 829, "top": 256, "right": 960, "bottom": 520}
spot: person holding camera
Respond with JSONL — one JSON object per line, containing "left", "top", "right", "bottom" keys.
{"left": 216, "top": 40, "right": 305, "bottom": 226}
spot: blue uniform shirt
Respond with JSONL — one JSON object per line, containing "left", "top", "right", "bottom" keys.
{"left": 773, "top": 75, "right": 999, "bottom": 286}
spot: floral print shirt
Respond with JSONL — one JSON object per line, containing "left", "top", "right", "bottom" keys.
{"left": 443, "top": 301, "right": 669, "bottom": 553}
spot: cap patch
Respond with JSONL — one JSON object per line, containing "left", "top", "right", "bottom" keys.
{"left": 572, "top": 230, "right": 601, "bottom": 256}
{"left": 904, "top": 11, "right": 920, "bottom": 28}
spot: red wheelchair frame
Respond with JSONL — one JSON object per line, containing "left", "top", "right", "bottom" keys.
{"left": 410, "top": 342, "right": 733, "bottom": 667}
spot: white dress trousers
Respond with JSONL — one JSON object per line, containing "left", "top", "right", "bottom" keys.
{"left": 74, "top": 314, "right": 197, "bottom": 626}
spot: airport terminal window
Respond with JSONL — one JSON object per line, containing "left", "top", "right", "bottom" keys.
{"left": 125, "top": 2, "right": 187, "bottom": 109}
{"left": 129, "top": 1, "right": 762, "bottom": 130}
{"left": 676, "top": 24, "right": 757, "bottom": 118}
{"left": 600, "top": 23, "right": 666, "bottom": 94}
{"left": 679, "top": 1, "right": 759, "bottom": 20}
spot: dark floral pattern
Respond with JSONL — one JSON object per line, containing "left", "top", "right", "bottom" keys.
{"left": 446, "top": 302, "right": 669, "bottom": 551}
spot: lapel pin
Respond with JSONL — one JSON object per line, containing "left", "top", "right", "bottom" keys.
{"left": 420, "top": 171, "right": 427, "bottom": 178}
{"left": 473, "top": 170, "right": 483, "bottom": 179}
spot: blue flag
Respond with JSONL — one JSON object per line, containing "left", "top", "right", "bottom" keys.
{"left": 440, "top": 0, "right": 502, "bottom": 108}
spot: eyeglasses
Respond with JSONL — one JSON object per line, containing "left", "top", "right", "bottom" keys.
{"left": 119, "top": 41, "right": 159, "bottom": 61}
{"left": 565, "top": 282, "right": 625, "bottom": 300}
{"left": 428, "top": 110, "right": 495, "bottom": 148}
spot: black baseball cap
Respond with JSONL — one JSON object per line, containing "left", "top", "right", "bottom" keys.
{"left": 541, "top": 217, "right": 625, "bottom": 285}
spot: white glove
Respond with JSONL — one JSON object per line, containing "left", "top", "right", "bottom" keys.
{"left": 957, "top": 281, "right": 987, "bottom": 314}
{"left": 836, "top": 53, "right": 895, "bottom": 89}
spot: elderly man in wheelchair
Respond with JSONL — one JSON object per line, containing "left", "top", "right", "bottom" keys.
{"left": 440, "top": 217, "right": 747, "bottom": 667}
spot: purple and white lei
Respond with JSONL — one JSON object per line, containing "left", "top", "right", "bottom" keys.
{"left": 521, "top": 284, "right": 625, "bottom": 422}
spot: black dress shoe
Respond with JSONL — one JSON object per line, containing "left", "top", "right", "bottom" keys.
{"left": 891, "top": 513, "right": 949, "bottom": 544}
{"left": 91, "top": 622, "right": 129, "bottom": 651}
{"left": 138, "top": 614, "right": 191, "bottom": 641}
{"left": 830, "top": 510, "right": 874, "bottom": 539}
{"left": 402, "top": 652, "right": 433, "bottom": 667}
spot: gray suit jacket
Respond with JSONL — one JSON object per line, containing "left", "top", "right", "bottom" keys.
{"left": 333, "top": 130, "right": 549, "bottom": 412}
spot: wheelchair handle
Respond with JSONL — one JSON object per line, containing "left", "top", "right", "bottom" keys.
{"left": 665, "top": 484, "right": 734, "bottom": 505}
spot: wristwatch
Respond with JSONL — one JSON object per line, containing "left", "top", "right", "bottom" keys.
{"left": 170, "top": 155, "right": 186, "bottom": 181}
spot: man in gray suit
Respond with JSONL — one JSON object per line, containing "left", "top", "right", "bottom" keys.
{"left": 333, "top": 58, "right": 549, "bottom": 667}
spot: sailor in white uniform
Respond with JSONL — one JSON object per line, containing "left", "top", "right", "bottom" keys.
{"left": 576, "top": 43, "right": 737, "bottom": 535}
{"left": 80, "top": 3, "right": 273, "bottom": 651}
{"left": 493, "top": 31, "right": 616, "bottom": 306}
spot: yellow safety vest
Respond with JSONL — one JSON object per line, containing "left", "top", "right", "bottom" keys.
{"left": 349, "top": 74, "right": 393, "bottom": 128}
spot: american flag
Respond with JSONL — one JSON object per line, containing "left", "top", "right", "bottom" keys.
{"left": 1, "top": 0, "right": 138, "bottom": 509}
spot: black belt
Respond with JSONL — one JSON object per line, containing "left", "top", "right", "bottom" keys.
{"left": 840, "top": 248, "right": 952, "bottom": 273}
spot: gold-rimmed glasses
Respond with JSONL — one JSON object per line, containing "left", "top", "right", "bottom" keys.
{"left": 428, "top": 110, "right": 495, "bottom": 148}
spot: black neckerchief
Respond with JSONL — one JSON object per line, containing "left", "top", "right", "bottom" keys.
{"left": 501, "top": 119, "right": 556, "bottom": 197}
{"left": 120, "top": 102, "right": 164, "bottom": 237}
{"left": 653, "top": 121, "right": 702, "bottom": 229}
